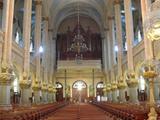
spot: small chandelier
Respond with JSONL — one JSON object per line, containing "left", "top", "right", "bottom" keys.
{"left": 144, "top": 0, "right": 160, "bottom": 41}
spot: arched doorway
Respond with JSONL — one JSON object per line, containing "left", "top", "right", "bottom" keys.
{"left": 96, "top": 82, "right": 104, "bottom": 101}
{"left": 56, "top": 82, "right": 63, "bottom": 102}
{"left": 72, "top": 80, "right": 87, "bottom": 103}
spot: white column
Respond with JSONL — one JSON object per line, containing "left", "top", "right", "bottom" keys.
{"left": 114, "top": 0, "right": 126, "bottom": 103}
{"left": 102, "top": 36, "right": 109, "bottom": 72}
{"left": 141, "top": 0, "right": 153, "bottom": 60}
{"left": 0, "top": 0, "right": 15, "bottom": 110}
{"left": 108, "top": 16, "right": 116, "bottom": 67}
{"left": 124, "top": 0, "right": 138, "bottom": 103}
{"left": 42, "top": 17, "right": 49, "bottom": 103}
{"left": 108, "top": 16, "right": 118, "bottom": 102}
{"left": 20, "top": 0, "right": 32, "bottom": 106}
{"left": 33, "top": 0, "right": 42, "bottom": 104}
{"left": 154, "top": 81, "right": 160, "bottom": 101}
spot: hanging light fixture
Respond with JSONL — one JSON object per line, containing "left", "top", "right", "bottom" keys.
{"left": 69, "top": 0, "right": 88, "bottom": 61}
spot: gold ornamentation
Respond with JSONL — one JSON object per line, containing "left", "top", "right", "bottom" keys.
{"left": 48, "top": 85, "right": 53, "bottom": 93}
{"left": 19, "top": 73, "right": 31, "bottom": 89}
{"left": 41, "top": 83, "right": 48, "bottom": 92}
{"left": 19, "top": 80, "right": 30, "bottom": 89}
{"left": 126, "top": 79, "right": 138, "bottom": 88}
{"left": 117, "top": 81, "right": 127, "bottom": 89}
{"left": 143, "top": 71, "right": 157, "bottom": 79}
{"left": 106, "top": 83, "right": 111, "bottom": 92}
{"left": 126, "top": 72, "right": 138, "bottom": 88}
{"left": 32, "top": 80, "right": 41, "bottom": 91}
{"left": 0, "top": 62, "right": 14, "bottom": 85}
{"left": 0, "top": 73, "right": 14, "bottom": 85}
{"left": 111, "top": 82, "right": 118, "bottom": 91}
{"left": 148, "top": 107, "right": 157, "bottom": 120}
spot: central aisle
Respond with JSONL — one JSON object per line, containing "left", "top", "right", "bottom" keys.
{"left": 46, "top": 103, "right": 108, "bottom": 120}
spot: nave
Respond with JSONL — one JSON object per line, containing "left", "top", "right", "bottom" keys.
{"left": 46, "top": 103, "right": 115, "bottom": 120}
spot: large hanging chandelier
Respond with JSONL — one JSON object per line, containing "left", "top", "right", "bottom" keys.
{"left": 144, "top": 0, "right": 160, "bottom": 41}
{"left": 69, "top": 0, "right": 88, "bottom": 55}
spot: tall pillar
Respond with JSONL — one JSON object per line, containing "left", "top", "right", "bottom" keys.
{"left": 0, "top": 0, "right": 15, "bottom": 110}
{"left": 41, "top": 17, "right": 49, "bottom": 103}
{"left": 32, "top": 0, "right": 42, "bottom": 104}
{"left": 108, "top": 16, "right": 116, "bottom": 66}
{"left": 141, "top": 0, "right": 153, "bottom": 60}
{"left": 124, "top": 0, "right": 138, "bottom": 103}
{"left": 114, "top": 0, "right": 126, "bottom": 103}
{"left": 108, "top": 16, "right": 118, "bottom": 102}
{"left": 51, "top": 38, "right": 56, "bottom": 102}
{"left": 19, "top": 0, "right": 32, "bottom": 106}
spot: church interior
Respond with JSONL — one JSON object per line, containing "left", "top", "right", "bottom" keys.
{"left": 0, "top": 0, "right": 160, "bottom": 119}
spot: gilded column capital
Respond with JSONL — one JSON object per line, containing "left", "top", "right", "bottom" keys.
{"left": 114, "top": 0, "right": 121, "bottom": 6}
{"left": 0, "top": 62, "right": 14, "bottom": 85}
{"left": 35, "top": 0, "right": 42, "bottom": 6}
{"left": 19, "top": 72, "right": 31, "bottom": 89}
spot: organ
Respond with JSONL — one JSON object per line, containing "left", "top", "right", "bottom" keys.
{"left": 56, "top": 24, "right": 102, "bottom": 60}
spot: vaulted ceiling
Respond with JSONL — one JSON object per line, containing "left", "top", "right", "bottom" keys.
{"left": 42, "top": 0, "right": 110, "bottom": 36}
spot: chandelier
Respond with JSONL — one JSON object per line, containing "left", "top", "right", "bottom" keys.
{"left": 69, "top": 0, "right": 88, "bottom": 55}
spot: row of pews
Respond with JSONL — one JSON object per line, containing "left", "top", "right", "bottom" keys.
{"left": 0, "top": 102, "right": 68, "bottom": 120}
{"left": 92, "top": 102, "right": 149, "bottom": 120}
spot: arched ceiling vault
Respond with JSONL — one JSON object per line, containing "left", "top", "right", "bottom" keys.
{"left": 42, "top": 0, "right": 108, "bottom": 37}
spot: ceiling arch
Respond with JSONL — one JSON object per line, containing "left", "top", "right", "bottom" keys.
{"left": 42, "top": 0, "right": 108, "bottom": 38}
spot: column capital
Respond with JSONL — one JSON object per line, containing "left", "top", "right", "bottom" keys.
{"left": 113, "top": 0, "right": 121, "bottom": 6}
{"left": 35, "top": 0, "right": 42, "bottom": 6}
{"left": 43, "top": 17, "right": 49, "bottom": 21}
{"left": 108, "top": 16, "right": 114, "bottom": 20}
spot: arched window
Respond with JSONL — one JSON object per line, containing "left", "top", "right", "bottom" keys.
{"left": 97, "top": 82, "right": 104, "bottom": 88}
{"left": 73, "top": 80, "right": 87, "bottom": 90}
{"left": 56, "top": 82, "right": 63, "bottom": 88}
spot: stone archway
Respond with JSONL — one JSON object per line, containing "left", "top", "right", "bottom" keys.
{"left": 72, "top": 80, "right": 87, "bottom": 103}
